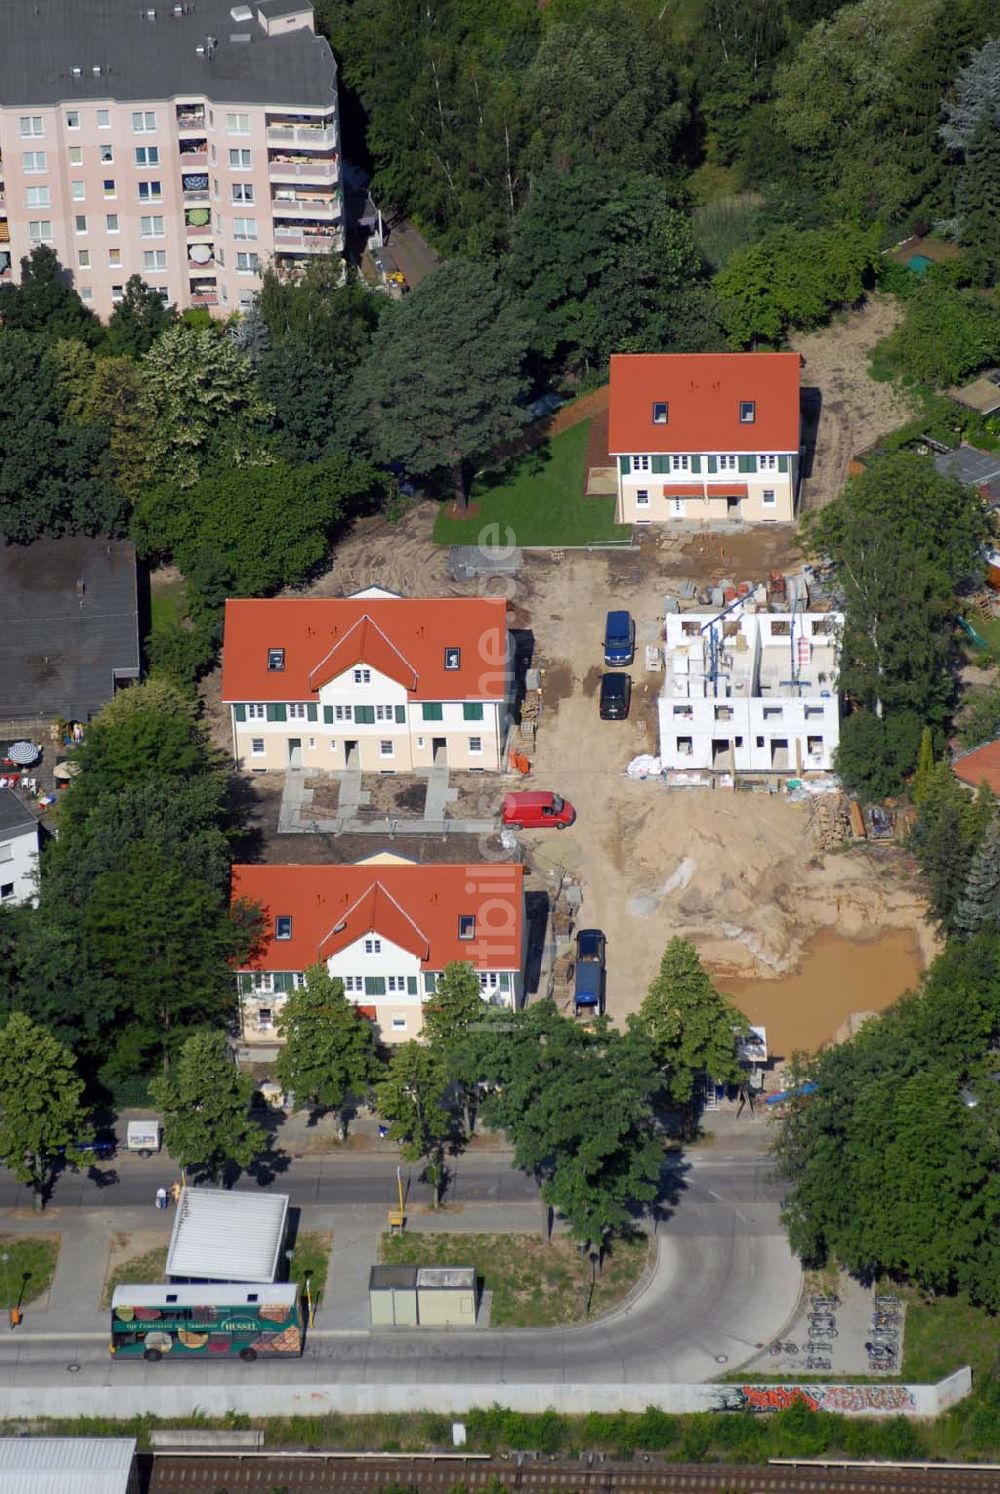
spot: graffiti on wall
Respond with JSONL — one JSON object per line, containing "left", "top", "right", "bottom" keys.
{"left": 711, "top": 1383, "right": 917, "bottom": 1415}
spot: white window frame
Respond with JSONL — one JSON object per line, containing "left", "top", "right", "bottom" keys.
{"left": 479, "top": 972, "right": 501, "bottom": 991}
{"left": 287, "top": 703, "right": 308, "bottom": 720}
{"left": 364, "top": 938, "right": 382, "bottom": 955}
{"left": 77, "top": 249, "right": 90, "bottom": 267}
{"left": 68, "top": 146, "right": 83, "bottom": 165}
{"left": 335, "top": 705, "right": 352, "bottom": 721}
{"left": 469, "top": 736, "right": 483, "bottom": 755}
{"left": 232, "top": 216, "right": 258, "bottom": 241}
{"left": 142, "top": 249, "right": 167, "bottom": 271}
{"left": 759, "top": 454, "right": 778, "bottom": 471}
{"left": 140, "top": 214, "right": 165, "bottom": 239}
{"left": 65, "top": 110, "right": 80, "bottom": 129}
{"left": 670, "top": 454, "right": 689, "bottom": 472}
{"left": 343, "top": 976, "right": 364, "bottom": 993}
{"left": 229, "top": 147, "right": 252, "bottom": 170}
{"left": 23, "top": 151, "right": 47, "bottom": 173}
{"left": 137, "top": 180, "right": 163, "bottom": 201}
{"left": 762, "top": 489, "right": 777, "bottom": 508}
{"left": 226, "top": 112, "right": 251, "bottom": 134}
{"left": 232, "top": 182, "right": 254, "bottom": 203}
{"left": 71, "top": 181, "right": 85, "bottom": 200}
{"left": 353, "top": 668, "right": 371, "bottom": 685}
{"left": 108, "top": 248, "right": 123, "bottom": 267}
{"left": 100, "top": 145, "right": 114, "bottom": 164}
{"left": 717, "top": 454, "right": 737, "bottom": 472}
{"left": 251, "top": 971, "right": 274, "bottom": 993}
{"left": 379, "top": 740, "right": 394, "bottom": 758}
{"left": 27, "top": 220, "right": 53, "bottom": 243}
{"left": 251, "top": 737, "right": 265, "bottom": 755}
{"left": 387, "top": 976, "right": 406, "bottom": 993}
{"left": 19, "top": 117, "right": 43, "bottom": 138}
{"left": 25, "top": 186, "right": 50, "bottom": 208}
{"left": 631, "top": 455, "right": 651, "bottom": 472}
{"left": 106, "top": 213, "right": 120, "bottom": 233}
{"left": 391, "top": 1017, "right": 407, "bottom": 1031}
{"left": 135, "top": 145, "right": 160, "bottom": 166}
{"left": 74, "top": 215, "right": 88, "bottom": 235}
{"left": 131, "top": 110, "right": 157, "bottom": 133}
{"left": 236, "top": 251, "right": 260, "bottom": 273}
{"left": 97, "top": 109, "right": 111, "bottom": 129}
{"left": 636, "top": 489, "right": 650, "bottom": 508}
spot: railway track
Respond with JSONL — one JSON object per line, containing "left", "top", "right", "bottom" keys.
{"left": 146, "top": 1453, "right": 1000, "bottom": 1494}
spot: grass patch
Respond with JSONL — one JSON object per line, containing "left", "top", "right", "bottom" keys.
{"left": 432, "top": 423, "right": 630, "bottom": 548}
{"left": 901, "top": 1290, "right": 999, "bottom": 1383}
{"left": 0, "top": 1236, "right": 59, "bottom": 1306}
{"left": 692, "top": 193, "right": 764, "bottom": 269}
{"left": 289, "top": 1230, "right": 331, "bottom": 1307}
{"left": 150, "top": 573, "right": 188, "bottom": 631}
{"left": 379, "top": 1230, "right": 650, "bottom": 1327}
{"left": 102, "top": 1244, "right": 168, "bottom": 1309}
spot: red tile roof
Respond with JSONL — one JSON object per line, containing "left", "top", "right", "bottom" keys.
{"left": 232, "top": 862, "right": 525, "bottom": 973}
{"left": 660, "top": 483, "right": 707, "bottom": 497}
{"left": 221, "top": 596, "right": 508, "bottom": 703}
{"left": 608, "top": 352, "right": 801, "bottom": 455}
{"left": 954, "top": 741, "right": 1000, "bottom": 795}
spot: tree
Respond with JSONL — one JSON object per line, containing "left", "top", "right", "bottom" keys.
{"left": 0, "top": 1014, "right": 89, "bottom": 1210}
{"left": 105, "top": 275, "right": 178, "bottom": 358}
{"left": 834, "top": 708, "right": 924, "bottom": 800}
{"left": 940, "top": 35, "right": 1000, "bottom": 152}
{"left": 911, "top": 762, "right": 994, "bottom": 928}
{"left": 874, "top": 275, "right": 1000, "bottom": 387}
{"left": 912, "top": 725, "right": 936, "bottom": 804}
{"left": 958, "top": 685, "right": 1000, "bottom": 750}
{"left": 150, "top": 1031, "right": 266, "bottom": 1185}
{"left": 276, "top": 964, "right": 381, "bottom": 1139}
{"left": 0, "top": 245, "right": 102, "bottom": 345}
{"left": 957, "top": 114, "right": 1000, "bottom": 285}
{"left": 637, "top": 939, "right": 747, "bottom": 1111}
{"left": 954, "top": 814, "right": 1000, "bottom": 938}
{"left": 349, "top": 260, "right": 529, "bottom": 511}
{"left": 375, "top": 1042, "right": 453, "bottom": 1205}
{"left": 423, "top": 961, "right": 487, "bottom": 1130}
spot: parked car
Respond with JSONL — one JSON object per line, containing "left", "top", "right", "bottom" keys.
{"left": 603, "top": 609, "right": 635, "bottom": 666}
{"left": 501, "top": 790, "right": 576, "bottom": 830}
{"left": 599, "top": 672, "right": 632, "bottom": 720}
{"left": 574, "top": 928, "right": 606, "bottom": 1016}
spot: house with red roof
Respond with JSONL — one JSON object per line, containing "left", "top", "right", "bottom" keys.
{"left": 609, "top": 352, "right": 801, "bottom": 526}
{"left": 232, "top": 854, "right": 526, "bottom": 1043}
{"left": 221, "top": 588, "right": 512, "bottom": 773}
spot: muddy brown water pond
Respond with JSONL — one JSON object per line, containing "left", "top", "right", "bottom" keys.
{"left": 716, "top": 928, "right": 925, "bottom": 1057}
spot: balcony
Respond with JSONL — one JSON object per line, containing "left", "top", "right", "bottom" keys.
{"left": 188, "top": 246, "right": 216, "bottom": 270}
{"left": 181, "top": 170, "right": 210, "bottom": 203}
{"left": 176, "top": 104, "right": 207, "bottom": 131}
{"left": 189, "top": 275, "right": 218, "bottom": 307}
{"left": 268, "top": 152, "right": 338, "bottom": 184}
{"left": 266, "top": 121, "right": 336, "bottom": 147}
{"left": 178, "top": 141, "right": 208, "bottom": 167}
{"left": 185, "top": 208, "right": 213, "bottom": 238}
{"left": 271, "top": 191, "right": 339, "bottom": 219}
{"left": 274, "top": 223, "right": 343, "bottom": 253}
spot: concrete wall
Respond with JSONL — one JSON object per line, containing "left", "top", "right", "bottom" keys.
{"left": 0, "top": 1368, "right": 972, "bottom": 1419}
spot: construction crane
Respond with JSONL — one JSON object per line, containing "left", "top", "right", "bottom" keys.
{"left": 698, "top": 591, "right": 748, "bottom": 696}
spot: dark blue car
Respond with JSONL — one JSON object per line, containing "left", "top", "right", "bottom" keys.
{"left": 603, "top": 610, "right": 635, "bottom": 666}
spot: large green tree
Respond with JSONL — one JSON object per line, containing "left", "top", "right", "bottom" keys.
{"left": 376, "top": 1041, "right": 454, "bottom": 1205}
{"left": 0, "top": 1014, "right": 89, "bottom": 1210}
{"left": 637, "top": 939, "right": 747, "bottom": 1108}
{"left": 912, "top": 763, "right": 995, "bottom": 930}
{"left": 954, "top": 814, "right": 1000, "bottom": 938}
{"left": 874, "top": 274, "right": 1000, "bottom": 388}
{"left": 0, "top": 245, "right": 102, "bottom": 345}
{"left": 423, "top": 960, "right": 487, "bottom": 1131}
{"left": 349, "top": 260, "right": 529, "bottom": 511}
{"left": 151, "top": 1031, "right": 266, "bottom": 1185}
{"left": 105, "top": 275, "right": 178, "bottom": 358}
{"left": 276, "top": 964, "right": 382, "bottom": 1138}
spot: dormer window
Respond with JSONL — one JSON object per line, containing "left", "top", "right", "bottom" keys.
{"left": 458, "top": 914, "right": 476, "bottom": 940}
{"left": 739, "top": 401, "right": 756, "bottom": 424}
{"left": 652, "top": 401, "right": 669, "bottom": 425}
{"left": 267, "top": 647, "right": 285, "bottom": 671}
{"left": 275, "top": 915, "right": 292, "bottom": 940}
{"left": 444, "top": 648, "right": 461, "bottom": 671}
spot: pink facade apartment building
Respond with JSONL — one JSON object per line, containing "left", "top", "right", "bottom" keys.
{"left": 0, "top": 0, "right": 342, "bottom": 319}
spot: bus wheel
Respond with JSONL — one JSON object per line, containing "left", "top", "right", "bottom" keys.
{"left": 239, "top": 1347, "right": 258, "bottom": 1362}
{"left": 143, "top": 1349, "right": 162, "bottom": 1362}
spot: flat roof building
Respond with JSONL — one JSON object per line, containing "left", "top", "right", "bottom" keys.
{"left": 166, "top": 1186, "right": 289, "bottom": 1282}
{"left": 0, "top": 1438, "right": 138, "bottom": 1494}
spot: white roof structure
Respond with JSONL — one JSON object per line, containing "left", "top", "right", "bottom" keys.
{"left": 166, "top": 1186, "right": 289, "bottom": 1283}
{"left": 0, "top": 1439, "right": 136, "bottom": 1494}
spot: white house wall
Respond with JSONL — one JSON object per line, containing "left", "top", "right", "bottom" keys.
{"left": 0, "top": 824, "right": 39, "bottom": 907}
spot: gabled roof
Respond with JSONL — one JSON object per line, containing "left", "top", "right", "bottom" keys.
{"left": 0, "top": 787, "right": 39, "bottom": 837}
{"left": 232, "top": 862, "right": 524, "bottom": 972}
{"left": 953, "top": 740, "right": 1000, "bottom": 795}
{"left": 608, "top": 352, "right": 801, "bottom": 455}
{"left": 221, "top": 596, "right": 508, "bottom": 702}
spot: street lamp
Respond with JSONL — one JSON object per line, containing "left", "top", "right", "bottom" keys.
{"left": 0, "top": 1253, "right": 10, "bottom": 1330}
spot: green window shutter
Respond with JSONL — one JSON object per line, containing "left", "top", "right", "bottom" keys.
{"left": 364, "top": 976, "right": 386, "bottom": 996}
{"left": 306, "top": 703, "right": 318, "bottom": 722}
{"left": 266, "top": 703, "right": 287, "bottom": 722}
{"left": 618, "top": 456, "right": 630, "bottom": 476}
{"left": 424, "top": 973, "right": 437, "bottom": 994}
{"left": 237, "top": 972, "right": 252, "bottom": 994}
{"left": 422, "top": 702, "right": 443, "bottom": 722}
{"left": 395, "top": 704, "right": 406, "bottom": 724}
{"left": 738, "top": 455, "right": 757, "bottom": 474}
{"left": 355, "top": 705, "right": 375, "bottom": 725}
{"left": 463, "top": 703, "right": 484, "bottom": 721}
{"left": 499, "top": 972, "right": 511, "bottom": 991}
{"left": 650, "top": 455, "right": 668, "bottom": 474}
{"left": 707, "top": 455, "right": 718, "bottom": 474}
{"left": 407, "top": 976, "right": 417, "bottom": 995}
{"left": 273, "top": 972, "right": 291, "bottom": 993}
{"left": 690, "top": 455, "right": 701, "bottom": 474}
{"left": 323, "top": 706, "right": 334, "bottom": 724}
{"left": 234, "top": 703, "right": 247, "bottom": 723}
{"left": 778, "top": 455, "right": 789, "bottom": 473}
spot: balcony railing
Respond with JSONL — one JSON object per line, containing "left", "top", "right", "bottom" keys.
{"left": 189, "top": 291, "right": 219, "bottom": 307}
{"left": 266, "top": 123, "right": 336, "bottom": 146}
{"left": 183, "top": 189, "right": 210, "bottom": 204}
{"left": 177, "top": 108, "right": 207, "bottom": 130}
{"left": 274, "top": 227, "right": 343, "bottom": 252}
{"left": 271, "top": 194, "right": 338, "bottom": 218}
{"left": 268, "top": 155, "right": 338, "bottom": 182}
{"left": 178, "top": 147, "right": 208, "bottom": 166}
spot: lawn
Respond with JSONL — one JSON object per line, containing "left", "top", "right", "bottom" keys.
{"left": 0, "top": 1236, "right": 60, "bottom": 1307}
{"left": 901, "top": 1289, "right": 999, "bottom": 1382}
{"left": 288, "top": 1230, "right": 331, "bottom": 1308}
{"left": 379, "top": 1230, "right": 650, "bottom": 1327}
{"left": 149, "top": 571, "right": 188, "bottom": 631}
{"left": 432, "top": 422, "right": 630, "bottom": 548}
{"left": 102, "top": 1244, "right": 168, "bottom": 1309}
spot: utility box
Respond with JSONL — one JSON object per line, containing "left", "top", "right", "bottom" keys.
{"left": 368, "top": 1265, "right": 477, "bottom": 1327}
{"left": 369, "top": 1266, "right": 418, "bottom": 1327}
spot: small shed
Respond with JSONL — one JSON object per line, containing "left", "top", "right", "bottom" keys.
{"left": 0, "top": 1438, "right": 138, "bottom": 1494}
{"left": 369, "top": 1264, "right": 478, "bottom": 1326}
{"left": 167, "top": 1187, "right": 289, "bottom": 1284}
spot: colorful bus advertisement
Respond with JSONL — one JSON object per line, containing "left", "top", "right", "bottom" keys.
{"left": 110, "top": 1282, "right": 303, "bottom": 1361}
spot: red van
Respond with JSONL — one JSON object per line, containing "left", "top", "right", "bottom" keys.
{"left": 501, "top": 791, "right": 576, "bottom": 830}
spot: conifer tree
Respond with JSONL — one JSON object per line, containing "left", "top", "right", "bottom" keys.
{"left": 954, "top": 815, "right": 1000, "bottom": 938}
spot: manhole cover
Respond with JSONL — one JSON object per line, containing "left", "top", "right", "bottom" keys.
{"left": 715, "top": 1355, "right": 729, "bottom": 1364}
{"left": 67, "top": 1363, "right": 80, "bottom": 1373}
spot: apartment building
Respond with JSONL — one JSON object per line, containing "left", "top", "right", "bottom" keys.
{"left": 0, "top": 789, "right": 40, "bottom": 907}
{"left": 0, "top": 0, "right": 341, "bottom": 318}
{"left": 221, "top": 589, "right": 513, "bottom": 772}
{"left": 232, "top": 855, "right": 526, "bottom": 1043}
{"left": 609, "top": 352, "right": 801, "bottom": 525}
{"left": 658, "top": 603, "right": 842, "bottom": 774}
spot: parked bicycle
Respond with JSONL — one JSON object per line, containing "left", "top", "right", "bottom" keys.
{"left": 810, "top": 1294, "right": 840, "bottom": 1309}
{"left": 806, "top": 1357, "right": 832, "bottom": 1371}
{"left": 874, "top": 1294, "right": 900, "bottom": 1308}
{"left": 768, "top": 1341, "right": 799, "bottom": 1356}
{"left": 808, "top": 1325, "right": 838, "bottom": 1338}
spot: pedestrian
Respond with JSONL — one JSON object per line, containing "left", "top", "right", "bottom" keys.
{"left": 170, "top": 1181, "right": 181, "bottom": 1206}
{"left": 155, "top": 1186, "right": 167, "bottom": 1210}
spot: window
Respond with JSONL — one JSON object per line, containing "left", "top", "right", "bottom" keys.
{"left": 247, "top": 703, "right": 265, "bottom": 720}
{"left": 111, "top": 283, "right": 124, "bottom": 303}
{"left": 140, "top": 215, "right": 164, "bottom": 238}
{"left": 25, "top": 186, "right": 49, "bottom": 207}
{"left": 71, "top": 181, "right": 85, "bottom": 200}
{"left": 0, "top": 885, "right": 13, "bottom": 901}
{"left": 0, "top": 844, "right": 10, "bottom": 862}
{"left": 636, "top": 489, "right": 650, "bottom": 507}
{"left": 387, "top": 976, "right": 407, "bottom": 993}
{"left": 143, "top": 249, "right": 167, "bottom": 271}
{"left": 226, "top": 111, "right": 251, "bottom": 133}
{"left": 138, "top": 181, "right": 163, "bottom": 201}
{"left": 762, "top": 706, "right": 783, "bottom": 720}
{"left": 353, "top": 668, "right": 371, "bottom": 685}
{"left": 103, "top": 179, "right": 116, "bottom": 198}
{"left": 756, "top": 736, "right": 765, "bottom": 748}
{"left": 229, "top": 148, "right": 252, "bottom": 169}
{"left": 374, "top": 705, "right": 394, "bottom": 721}
{"left": 469, "top": 736, "right": 483, "bottom": 754}
{"left": 670, "top": 454, "right": 689, "bottom": 472}
{"left": 135, "top": 146, "right": 160, "bottom": 165}
{"left": 364, "top": 938, "right": 382, "bottom": 955}
{"left": 19, "top": 117, "right": 43, "bottom": 137}
{"left": 717, "top": 454, "right": 737, "bottom": 471}
{"left": 232, "top": 182, "right": 254, "bottom": 202}
{"left": 444, "top": 647, "right": 461, "bottom": 670}
{"left": 132, "top": 110, "right": 157, "bottom": 133}
{"left": 23, "top": 151, "right": 46, "bottom": 172}
{"left": 379, "top": 740, "right": 394, "bottom": 757}
{"left": 28, "top": 221, "right": 52, "bottom": 242}
{"left": 251, "top": 738, "right": 265, "bottom": 755}
{"left": 108, "top": 248, "right": 122, "bottom": 267}
{"left": 391, "top": 1017, "right": 407, "bottom": 1031}
{"left": 66, "top": 110, "right": 80, "bottom": 129}
{"left": 343, "top": 976, "right": 363, "bottom": 993}
{"left": 762, "top": 489, "right": 776, "bottom": 507}
{"left": 236, "top": 252, "right": 260, "bottom": 276}
{"left": 458, "top": 915, "right": 476, "bottom": 940}
{"left": 275, "top": 915, "right": 293, "bottom": 940}
{"left": 68, "top": 146, "right": 82, "bottom": 165}
{"left": 334, "top": 705, "right": 352, "bottom": 721}
{"left": 652, "top": 401, "right": 669, "bottom": 424}
{"left": 97, "top": 109, "right": 110, "bottom": 128}
{"left": 807, "top": 735, "right": 824, "bottom": 757}
{"left": 251, "top": 971, "right": 273, "bottom": 993}
{"left": 479, "top": 972, "right": 501, "bottom": 991}
{"left": 804, "top": 705, "right": 825, "bottom": 720}
{"left": 632, "top": 454, "right": 651, "bottom": 471}
{"left": 739, "top": 400, "right": 756, "bottom": 423}
{"left": 676, "top": 736, "right": 693, "bottom": 756}
{"left": 74, "top": 215, "right": 87, "bottom": 234}
{"left": 267, "top": 647, "right": 285, "bottom": 671}
{"left": 233, "top": 217, "right": 258, "bottom": 240}
{"left": 673, "top": 704, "right": 693, "bottom": 718}
{"left": 759, "top": 454, "right": 777, "bottom": 471}
{"left": 106, "top": 213, "right": 119, "bottom": 232}
{"left": 100, "top": 145, "right": 114, "bottom": 164}
{"left": 287, "top": 703, "right": 308, "bottom": 720}
{"left": 210, "top": 144, "right": 218, "bottom": 165}
{"left": 78, "top": 249, "right": 90, "bottom": 267}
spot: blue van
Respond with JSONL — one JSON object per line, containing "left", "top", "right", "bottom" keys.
{"left": 603, "top": 610, "right": 635, "bottom": 666}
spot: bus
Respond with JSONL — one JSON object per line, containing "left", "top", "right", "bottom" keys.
{"left": 110, "top": 1283, "right": 303, "bottom": 1362}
